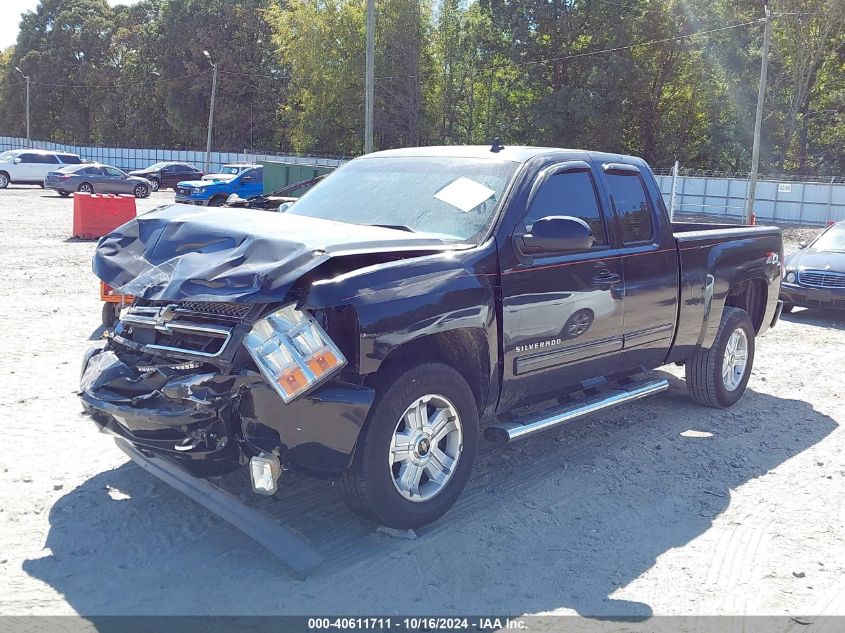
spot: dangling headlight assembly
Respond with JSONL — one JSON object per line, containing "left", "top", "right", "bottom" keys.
{"left": 243, "top": 304, "right": 346, "bottom": 403}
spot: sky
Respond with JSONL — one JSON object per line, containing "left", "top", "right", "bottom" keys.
{"left": 1, "top": 0, "right": 140, "bottom": 50}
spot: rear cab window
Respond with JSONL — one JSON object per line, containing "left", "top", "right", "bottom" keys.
{"left": 603, "top": 168, "right": 655, "bottom": 244}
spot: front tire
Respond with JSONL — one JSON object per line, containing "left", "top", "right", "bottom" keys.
{"left": 148, "top": 178, "right": 160, "bottom": 192}
{"left": 685, "top": 306, "right": 755, "bottom": 408}
{"left": 102, "top": 302, "right": 118, "bottom": 327}
{"left": 338, "top": 361, "right": 478, "bottom": 529}
{"left": 208, "top": 195, "right": 227, "bottom": 207}
{"left": 0, "top": 172, "right": 10, "bottom": 188}
{"left": 77, "top": 182, "right": 93, "bottom": 193}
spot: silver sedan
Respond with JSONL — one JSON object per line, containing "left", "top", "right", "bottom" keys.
{"left": 44, "top": 164, "right": 152, "bottom": 198}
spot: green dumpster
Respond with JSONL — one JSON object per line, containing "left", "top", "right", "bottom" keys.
{"left": 260, "top": 161, "right": 336, "bottom": 195}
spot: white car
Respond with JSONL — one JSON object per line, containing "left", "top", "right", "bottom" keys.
{"left": 0, "top": 149, "right": 84, "bottom": 188}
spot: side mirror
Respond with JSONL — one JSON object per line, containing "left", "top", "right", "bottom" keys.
{"left": 14, "top": 157, "right": 21, "bottom": 164}
{"left": 518, "top": 216, "right": 594, "bottom": 254}
{"left": 798, "top": 242, "right": 807, "bottom": 249}
{"left": 241, "top": 176, "right": 254, "bottom": 183}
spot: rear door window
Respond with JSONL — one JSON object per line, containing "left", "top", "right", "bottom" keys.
{"left": 103, "top": 166, "right": 125, "bottom": 178}
{"left": 82, "top": 166, "right": 102, "bottom": 176}
{"left": 58, "top": 154, "right": 82, "bottom": 164}
{"left": 604, "top": 173, "right": 655, "bottom": 244}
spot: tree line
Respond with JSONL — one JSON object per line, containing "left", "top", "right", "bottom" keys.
{"left": 0, "top": 0, "right": 842, "bottom": 175}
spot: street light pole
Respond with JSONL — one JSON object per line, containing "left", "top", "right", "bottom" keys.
{"left": 203, "top": 51, "right": 219, "bottom": 174}
{"left": 14, "top": 67, "right": 30, "bottom": 148}
{"left": 364, "top": 0, "right": 375, "bottom": 154}
{"left": 745, "top": 5, "right": 772, "bottom": 224}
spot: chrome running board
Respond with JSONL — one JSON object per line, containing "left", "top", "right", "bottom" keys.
{"left": 484, "top": 378, "right": 669, "bottom": 444}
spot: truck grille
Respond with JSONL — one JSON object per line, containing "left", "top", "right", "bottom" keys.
{"left": 138, "top": 299, "right": 252, "bottom": 320}
{"left": 119, "top": 301, "right": 252, "bottom": 359}
{"left": 798, "top": 270, "right": 845, "bottom": 289}
{"left": 176, "top": 187, "right": 190, "bottom": 196}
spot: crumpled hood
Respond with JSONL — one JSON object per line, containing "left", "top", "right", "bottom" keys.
{"left": 93, "top": 204, "right": 450, "bottom": 302}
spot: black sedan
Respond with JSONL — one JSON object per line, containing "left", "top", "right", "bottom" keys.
{"left": 127, "top": 162, "right": 203, "bottom": 192}
{"left": 781, "top": 220, "right": 845, "bottom": 312}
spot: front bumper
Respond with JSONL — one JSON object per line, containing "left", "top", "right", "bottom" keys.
{"left": 175, "top": 196, "right": 209, "bottom": 206}
{"left": 80, "top": 346, "right": 374, "bottom": 478}
{"left": 780, "top": 284, "right": 845, "bottom": 310}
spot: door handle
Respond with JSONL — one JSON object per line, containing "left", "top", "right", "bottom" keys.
{"left": 592, "top": 271, "right": 621, "bottom": 286}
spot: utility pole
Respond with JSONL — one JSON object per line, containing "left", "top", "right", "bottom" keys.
{"left": 14, "top": 67, "right": 30, "bottom": 148}
{"left": 745, "top": 4, "right": 772, "bottom": 224}
{"left": 203, "top": 50, "right": 219, "bottom": 173}
{"left": 364, "top": 0, "right": 375, "bottom": 154}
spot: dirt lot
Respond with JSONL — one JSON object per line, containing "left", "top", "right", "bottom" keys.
{"left": 0, "top": 186, "right": 843, "bottom": 618}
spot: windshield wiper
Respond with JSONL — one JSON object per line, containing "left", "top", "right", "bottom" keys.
{"left": 368, "top": 224, "right": 416, "bottom": 233}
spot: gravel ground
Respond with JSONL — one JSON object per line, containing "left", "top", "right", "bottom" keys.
{"left": 0, "top": 186, "right": 842, "bottom": 619}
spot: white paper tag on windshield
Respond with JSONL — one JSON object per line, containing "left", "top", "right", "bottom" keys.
{"left": 434, "top": 177, "right": 496, "bottom": 212}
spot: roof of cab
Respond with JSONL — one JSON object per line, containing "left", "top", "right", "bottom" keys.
{"left": 363, "top": 144, "right": 641, "bottom": 165}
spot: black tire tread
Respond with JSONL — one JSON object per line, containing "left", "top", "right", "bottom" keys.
{"left": 337, "top": 360, "right": 476, "bottom": 527}
{"left": 685, "top": 306, "right": 753, "bottom": 408}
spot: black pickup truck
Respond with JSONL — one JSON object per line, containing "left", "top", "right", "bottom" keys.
{"left": 81, "top": 145, "right": 783, "bottom": 529}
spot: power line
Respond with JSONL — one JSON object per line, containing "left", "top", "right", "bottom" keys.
{"left": 218, "top": 69, "right": 291, "bottom": 81}
{"left": 29, "top": 71, "right": 208, "bottom": 90}
{"left": 375, "top": 18, "right": 763, "bottom": 80}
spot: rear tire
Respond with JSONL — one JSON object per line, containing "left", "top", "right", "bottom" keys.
{"left": 77, "top": 182, "right": 93, "bottom": 193}
{"left": 338, "top": 361, "right": 478, "bottom": 529}
{"left": 685, "top": 306, "right": 755, "bottom": 408}
{"left": 58, "top": 190, "right": 70, "bottom": 198}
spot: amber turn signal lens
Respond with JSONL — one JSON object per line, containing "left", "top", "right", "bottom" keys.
{"left": 307, "top": 351, "right": 338, "bottom": 377}
{"left": 277, "top": 367, "right": 307, "bottom": 396}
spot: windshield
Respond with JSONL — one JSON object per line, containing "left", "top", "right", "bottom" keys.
{"left": 221, "top": 165, "right": 246, "bottom": 175}
{"left": 288, "top": 156, "right": 519, "bottom": 243}
{"left": 0, "top": 151, "right": 18, "bottom": 162}
{"left": 146, "top": 162, "right": 169, "bottom": 170}
{"left": 812, "top": 225, "right": 845, "bottom": 252}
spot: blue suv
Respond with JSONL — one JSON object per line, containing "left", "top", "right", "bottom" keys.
{"left": 175, "top": 164, "right": 263, "bottom": 206}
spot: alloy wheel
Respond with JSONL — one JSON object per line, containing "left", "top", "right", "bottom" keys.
{"left": 388, "top": 394, "right": 463, "bottom": 502}
{"left": 722, "top": 328, "right": 749, "bottom": 392}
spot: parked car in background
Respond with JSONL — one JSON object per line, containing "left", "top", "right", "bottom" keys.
{"left": 781, "top": 220, "right": 845, "bottom": 312}
{"left": 176, "top": 165, "right": 262, "bottom": 206}
{"left": 201, "top": 163, "right": 256, "bottom": 181}
{"left": 0, "top": 149, "right": 83, "bottom": 188}
{"left": 44, "top": 163, "right": 152, "bottom": 198}
{"left": 127, "top": 162, "right": 203, "bottom": 192}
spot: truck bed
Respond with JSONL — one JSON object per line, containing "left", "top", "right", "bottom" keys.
{"left": 668, "top": 222, "right": 782, "bottom": 363}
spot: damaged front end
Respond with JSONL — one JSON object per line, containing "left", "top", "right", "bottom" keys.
{"left": 80, "top": 298, "right": 375, "bottom": 479}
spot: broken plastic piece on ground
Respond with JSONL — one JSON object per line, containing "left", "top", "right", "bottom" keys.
{"left": 114, "top": 437, "right": 323, "bottom": 579}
